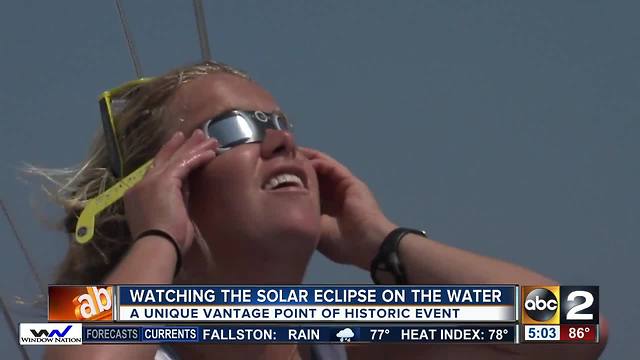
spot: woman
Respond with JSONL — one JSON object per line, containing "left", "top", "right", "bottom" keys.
{"left": 43, "top": 61, "right": 607, "bottom": 359}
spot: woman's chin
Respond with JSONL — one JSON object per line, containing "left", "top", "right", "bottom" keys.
{"left": 274, "top": 217, "right": 320, "bottom": 243}
{"left": 199, "top": 203, "right": 321, "bottom": 261}
{"left": 260, "top": 211, "right": 321, "bottom": 247}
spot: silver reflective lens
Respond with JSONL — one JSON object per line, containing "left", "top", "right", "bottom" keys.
{"left": 206, "top": 114, "right": 259, "bottom": 148}
{"left": 204, "top": 110, "right": 293, "bottom": 151}
{"left": 274, "top": 113, "right": 292, "bottom": 131}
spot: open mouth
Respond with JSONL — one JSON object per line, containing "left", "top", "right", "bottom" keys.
{"left": 263, "top": 173, "right": 306, "bottom": 191}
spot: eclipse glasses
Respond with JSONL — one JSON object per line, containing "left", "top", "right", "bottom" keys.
{"left": 206, "top": 109, "right": 293, "bottom": 152}
{"left": 75, "top": 78, "right": 294, "bottom": 244}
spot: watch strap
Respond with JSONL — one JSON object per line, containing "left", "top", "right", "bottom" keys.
{"left": 370, "top": 227, "right": 427, "bottom": 285}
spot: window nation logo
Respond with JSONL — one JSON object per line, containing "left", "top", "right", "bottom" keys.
{"left": 19, "top": 323, "right": 83, "bottom": 345}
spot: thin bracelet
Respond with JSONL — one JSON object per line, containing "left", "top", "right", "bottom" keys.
{"left": 135, "top": 229, "right": 182, "bottom": 278}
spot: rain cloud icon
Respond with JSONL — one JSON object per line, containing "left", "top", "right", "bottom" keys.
{"left": 336, "top": 328, "right": 355, "bottom": 342}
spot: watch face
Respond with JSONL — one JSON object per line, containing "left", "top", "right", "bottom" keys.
{"left": 371, "top": 228, "right": 424, "bottom": 285}
{"left": 373, "top": 269, "right": 398, "bottom": 285}
{"left": 372, "top": 252, "right": 407, "bottom": 285}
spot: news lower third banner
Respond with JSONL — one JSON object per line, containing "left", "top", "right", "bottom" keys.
{"left": 49, "top": 285, "right": 516, "bottom": 322}
{"left": 119, "top": 285, "right": 515, "bottom": 322}
{"left": 35, "top": 284, "right": 600, "bottom": 345}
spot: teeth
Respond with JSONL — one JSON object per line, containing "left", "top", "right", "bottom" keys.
{"left": 265, "top": 173, "right": 304, "bottom": 190}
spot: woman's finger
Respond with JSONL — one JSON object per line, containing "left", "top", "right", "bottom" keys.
{"left": 165, "top": 129, "right": 207, "bottom": 166}
{"left": 169, "top": 149, "right": 217, "bottom": 180}
{"left": 310, "top": 157, "right": 354, "bottom": 184}
{"left": 153, "top": 131, "right": 186, "bottom": 167}
{"left": 165, "top": 133, "right": 218, "bottom": 175}
{"left": 147, "top": 131, "right": 216, "bottom": 182}
{"left": 301, "top": 147, "right": 354, "bottom": 178}
{"left": 310, "top": 158, "right": 353, "bottom": 213}
{"left": 299, "top": 146, "right": 320, "bottom": 160}
{"left": 182, "top": 137, "right": 219, "bottom": 164}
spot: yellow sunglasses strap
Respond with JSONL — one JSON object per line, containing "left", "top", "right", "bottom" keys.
{"left": 75, "top": 160, "right": 153, "bottom": 244}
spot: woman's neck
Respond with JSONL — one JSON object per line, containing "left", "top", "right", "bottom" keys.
{"left": 180, "top": 234, "right": 315, "bottom": 285}
{"left": 173, "top": 235, "right": 315, "bottom": 358}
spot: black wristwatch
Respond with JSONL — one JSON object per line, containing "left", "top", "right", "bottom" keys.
{"left": 370, "top": 227, "right": 428, "bottom": 285}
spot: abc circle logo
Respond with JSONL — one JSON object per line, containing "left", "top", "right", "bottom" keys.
{"left": 524, "top": 288, "right": 558, "bottom": 321}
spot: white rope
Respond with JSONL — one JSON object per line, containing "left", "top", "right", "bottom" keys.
{"left": 115, "top": 0, "right": 143, "bottom": 77}
{"left": 193, "top": 0, "right": 212, "bottom": 61}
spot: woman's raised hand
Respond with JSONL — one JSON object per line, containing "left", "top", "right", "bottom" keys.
{"left": 123, "top": 130, "right": 218, "bottom": 253}
{"left": 301, "top": 147, "right": 396, "bottom": 269}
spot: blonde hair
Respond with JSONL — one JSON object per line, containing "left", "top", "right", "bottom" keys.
{"left": 26, "top": 61, "right": 250, "bottom": 284}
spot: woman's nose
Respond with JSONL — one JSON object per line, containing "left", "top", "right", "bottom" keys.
{"left": 260, "top": 129, "right": 297, "bottom": 159}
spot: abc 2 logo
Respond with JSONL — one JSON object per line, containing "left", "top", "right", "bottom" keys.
{"left": 521, "top": 286, "right": 599, "bottom": 325}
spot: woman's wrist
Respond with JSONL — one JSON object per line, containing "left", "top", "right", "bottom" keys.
{"left": 136, "top": 230, "right": 183, "bottom": 272}
{"left": 135, "top": 232, "right": 182, "bottom": 275}
{"left": 352, "top": 219, "right": 397, "bottom": 271}
{"left": 129, "top": 223, "right": 192, "bottom": 252}
{"left": 105, "top": 234, "right": 181, "bottom": 284}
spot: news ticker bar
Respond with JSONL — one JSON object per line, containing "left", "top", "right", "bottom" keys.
{"left": 19, "top": 323, "right": 600, "bottom": 345}
{"left": 48, "top": 285, "right": 599, "bottom": 327}
{"left": 85, "top": 324, "right": 518, "bottom": 344}
{"left": 37, "top": 324, "right": 518, "bottom": 344}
